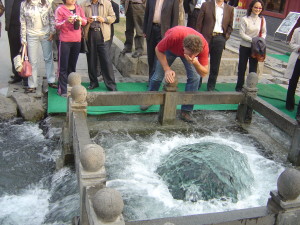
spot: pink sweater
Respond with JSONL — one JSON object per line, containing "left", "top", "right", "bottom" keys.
{"left": 55, "top": 4, "right": 87, "bottom": 42}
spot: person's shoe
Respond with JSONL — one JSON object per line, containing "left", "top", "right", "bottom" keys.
{"left": 120, "top": 48, "right": 132, "bottom": 54}
{"left": 8, "top": 76, "right": 22, "bottom": 84}
{"left": 235, "top": 88, "right": 242, "bottom": 92}
{"left": 87, "top": 84, "right": 99, "bottom": 90}
{"left": 296, "top": 113, "right": 300, "bottom": 123}
{"left": 48, "top": 83, "right": 58, "bottom": 89}
{"left": 24, "top": 87, "right": 36, "bottom": 93}
{"left": 179, "top": 111, "right": 196, "bottom": 123}
{"left": 132, "top": 51, "right": 143, "bottom": 58}
{"left": 140, "top": 105, "right": 152, "bottom": 111}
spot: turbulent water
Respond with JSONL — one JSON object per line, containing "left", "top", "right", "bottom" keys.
{"left": 94, "top": 117, "right": 286, "bottom": 222}
{"left": 0, "top": 118, "right": 79, "bottom": 225}
{"left": 0, "top": 112, "right": 289, "bottom": 224}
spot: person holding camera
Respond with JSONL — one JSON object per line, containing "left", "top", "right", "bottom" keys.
{"left": 55, "top": 0, "right": 87, "bottom": 97}
{"left": 20, "top": 0, "right": 57, "bottom": 93}
{"left": 81, "top": 0, "right": 117, "bottom": 91}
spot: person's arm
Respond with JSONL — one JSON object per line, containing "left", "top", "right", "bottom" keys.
{"left": 155, "top": 46, "right": 176, "bottom": 83}
{"left": 290, "top": 28, "right": 300, "bottom": 53}
{"left": 225, "top": 5, "right": 234, "bottom": 40}
{"left": 239, "top": 17, "right": 252, "bottom": 43}
{"left": 261, "top": 17, "right": 267, "bottom": 39}
{"left": 195, "top": 2, "right": 205, "bottom": 33}
{"left": 20, "top": 2, "right": 27, "bottom": 44}
{"left": 48, "top": 4, "right": 55, "bottom": 41}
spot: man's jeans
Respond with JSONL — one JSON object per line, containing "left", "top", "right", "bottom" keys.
{"left": 27, "top": 34, "right": 55, "bottom": 88}
{"left": 148, "top": 50, "right": 201, "bottom": 112}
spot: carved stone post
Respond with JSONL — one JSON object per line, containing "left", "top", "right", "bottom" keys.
{"left": 236, "top": 72, "right": 258, "bottom": 124}
{"left": 79, "top": 144, "right": 107, "bottom": 225}
{"left": 267, "top": 168, "right": 300, "bottom": 225}
{"left": 288, "top": 127, "right": 300, "bottom": 166}
{"left": 86, "top": 187, "right": 125, "bottom": 225}
{"left": 159, "top": 77, "right": 178, "bottom": 125}
{"left": 67, "top": 72, "right": 82, "bottom": 122}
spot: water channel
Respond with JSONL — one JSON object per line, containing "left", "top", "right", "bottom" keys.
{"left": 0, "top": 111, "right": 292, "bottom": 224}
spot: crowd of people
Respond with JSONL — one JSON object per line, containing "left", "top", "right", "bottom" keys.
{"left": 0, "top": 0, "right": 299, "bottom": 122}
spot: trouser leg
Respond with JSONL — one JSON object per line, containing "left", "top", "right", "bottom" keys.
{"left": 132, "top": 4, "right": 145, "bottom": 53}
{"left": 236, "top": 45, "right": 251, "bottom": 91}
{"left": 97, "top": 30, "right": 116, "bottom": 91}
{"left": 146, "top": 24, "right": 161, "bottom": 80}
{"left": 124, "top": 5, "right": 134, "bottom": 51}
{"left": 8, "top": 25, "right": 22, "bottom": 79}
{"left": 286, "top": 58, "right": 300, "bottom": 109}
{"left": 207, "top": 35, "right": 225, "bottom": 91}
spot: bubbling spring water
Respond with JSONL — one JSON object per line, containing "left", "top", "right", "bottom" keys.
{"left": 95, "top": 130, "right": 285, "bottom": 221}
{"left": 0, "top": 119, "right": 79, "bottom": 225}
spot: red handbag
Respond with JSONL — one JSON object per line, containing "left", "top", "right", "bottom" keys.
{"left": 19, "top": 46, "right": 32, "bottom": 78}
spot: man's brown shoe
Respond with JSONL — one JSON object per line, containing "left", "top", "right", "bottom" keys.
{"left": 140, "top": 105, "right": 152, "bottom": 111}
{"left": 180, "top": 111, "right": 196, "bottom": 123}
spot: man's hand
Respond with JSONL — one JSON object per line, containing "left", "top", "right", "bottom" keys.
{"left": 48, "top": 34, "right": 54, "bottom": 41}
{"left": 97, "top": 16, "right": 105, "bottom": 23}
{"left": 184, "top": 54, "right": 198, "bottom": 65}
{"left": 165, "top": 69, "right": 176, "bottom": 83}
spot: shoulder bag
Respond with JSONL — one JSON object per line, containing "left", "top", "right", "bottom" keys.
{"left": 251, "top": 17, "right": 266, "bottom": 62}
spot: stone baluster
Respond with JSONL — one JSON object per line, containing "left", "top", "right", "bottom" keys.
{"left": 79, "top": 144, "right": 107, "bottom": 225}
{"left": 159, "top": 77, "right": 179, "bottom": 125}
{"left": 267, "top": 168, "right": 300, "bottom": 225}
{"left": 85, "top": 187, "right": 125, "bottom": 225}
{"left": 236, "top": 72, "right": 258, "bottom": 124}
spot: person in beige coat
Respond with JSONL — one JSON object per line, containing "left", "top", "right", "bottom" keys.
{"left": 81, "top": 0, "right": 117, "bottom": 91}
{"left": 284, "top": 27, "right": 300, "bottom": 111}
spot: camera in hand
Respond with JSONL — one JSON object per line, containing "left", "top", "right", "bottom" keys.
{"left": 73, "top": 16, "right": 80, "bottom": 30}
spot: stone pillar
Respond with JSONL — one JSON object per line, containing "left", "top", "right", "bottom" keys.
{"left": 86, "top": 187, "right": 125, "bottom": 225}
{"left": 159, "top": 77, "right": 178, "bottom": 125}
{"left": 79, "top": 144, "right": 107, "bottom": 225}
{"left": 288, "top": 127, "right": 300, "bottom": 166}
{"left": 267, "top": 168, "right": 300, "bottom": 225}
{"left": 236, "top": 72, "right": 258, "bottom": 124}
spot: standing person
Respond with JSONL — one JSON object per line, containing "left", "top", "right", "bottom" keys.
{"left": 120, "top": 0, "right": 145, "bottom": 58}
{"left": 20, "top": 0, "right": 57, "bottom": 94}
{"left": 143, "top": 0, "right": 179, "bottom": 81}
{"left": 235, "top": 0, "right": 266, "bottom": 92}
{"left": 284, "top": 27, "right": 300, "bottom": 111}
{"left": 140, "top": 26, "right": 209, "bottom": 123}
{"left": 52, "top": 0, "right": 64, "bottom": 61}
{"left": 81, "top": 0, "right": 117, "bottom": 91}
{"left": 55, "top": 0, "right": 87, "bottom": 97}
{"left": 184, "top": 0, "right": 205, "bottom": 29}
{"left": 196, "top": 0, "right": 234, "bottom": 91}
{"left": 0, "top": 0, "right": 4, "bottom": 37}
{"left": 109, "top": 0, "right": 120, "bottom": 48}
{"left": 5, "top": 0, "right": 28, "bottom": 85}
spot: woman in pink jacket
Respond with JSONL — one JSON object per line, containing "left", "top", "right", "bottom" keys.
{"left": 55, "top": 0, "right": 87, "bottom": 97}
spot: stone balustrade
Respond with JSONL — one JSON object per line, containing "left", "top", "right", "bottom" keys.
{"left": 64, "top": 72, "right": 300, "bottom": 224}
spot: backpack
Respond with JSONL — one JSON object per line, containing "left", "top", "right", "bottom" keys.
{"left": 251, "top": 17, "right": 266, "bottom": 62}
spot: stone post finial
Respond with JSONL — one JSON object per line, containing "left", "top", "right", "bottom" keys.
{"left": 93, "top": 188, "right": 124, "bottom": 223}
{"left": 277, "top": 168, "right": 300, "bottom": 201}
{"left": 68, "top": 72, "right": 82, "bottom": 87}
{"left": 245, "top": 72, "right": 258, "bottom": 89}
{"left": 80, "top": 144, "right": 105, "bottom": 172}
{"left": 71, "top": 85, "right": 87, "bottom": 104}
{"left": 163, "top": 76, "right": 178, "bottom": 92}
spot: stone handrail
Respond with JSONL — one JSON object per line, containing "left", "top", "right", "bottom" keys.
{"left": 65, "top": 72, "right": 300, "bottom": 224}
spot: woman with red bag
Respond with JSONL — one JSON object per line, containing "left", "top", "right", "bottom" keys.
{"left": 20, "top": 0, "right": 57, "bottom": 93}
{"left": 55, "top": 0, "right": 87, "bottom": 97}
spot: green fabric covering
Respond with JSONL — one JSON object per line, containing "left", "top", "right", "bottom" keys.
{"left": 48, "top": 83, "right": 299, "bottom": 119}
{"left": 267, "top": 53, "right": 290, "bottom": 63}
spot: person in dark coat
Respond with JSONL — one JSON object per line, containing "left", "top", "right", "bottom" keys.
{"left": 196, "top": 0, "right": 234, "bottom": 91}
{"left": 143, "top": 0, "right": 179, "bottom": 81}
{"left": 5, "top": 0, "right": 28, "bottom": 85}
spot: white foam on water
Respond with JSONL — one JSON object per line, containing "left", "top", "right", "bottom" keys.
{"left": 106, "top": 132, "right": 285, "bottom": 220}
{"left": 0, "top": 186, "right": 50, "bottom": 225}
